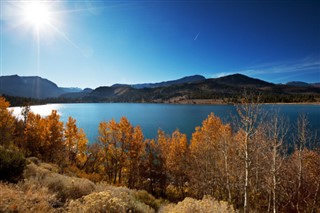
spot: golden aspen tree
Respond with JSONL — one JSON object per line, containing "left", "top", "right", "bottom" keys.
{"left": 166, "top": 129, "right": 189, "bottom": 198}
{"left": 127, "top": 125, "right": 145, "bottom": 188}
{"left": 43, "top": 110, "right": 64, "bottom": 164}
{"left": 24, "top": 112, "right": 46, "bottom": 158}
{"left": 156, "top": 129, "right": 170, "bottom": 194}
{"left": 75, "top": 128, "right": 88, "bottom": 167}
{"left": 189, "top": 113, "right": 224, "bottom": 198}
{"left": 65, "top": 117, "right": 78, "bottom": 162}
{"left": 14, "top": 104, "right": 31, "bottom": 150}
{"left": 118, "top": 117, "right": 133, "bottom": 184}
{"left": 142, "top": 138, "right": 167, "bottom": 196}
{"left": 0, "top": 97, "right": 15, "bottom": 148}
{"left": 98, "top": 120, "right": 116, "bottom": 182}
{"left": 157, "top": 129, "right": 169, "bottom": 154}
{"left": 97, "top": 117, "right": 144, "bottom": 185}
{"left": 64, "top": 117, "right": 88, "bottom": 166}
{"left": 98, "top": 118, "right": 128, "bottom": 184}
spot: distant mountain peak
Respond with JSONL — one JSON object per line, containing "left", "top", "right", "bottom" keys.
{"left": 0, "top": 75, "right": 82, "bottom": 99}
{"left": 129, "top": 74, "right": 206, "bottom": 89}
{"left": 212, "top": 73, "right": 274, "bottom": 87}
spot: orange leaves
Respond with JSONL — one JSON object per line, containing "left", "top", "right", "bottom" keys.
{"left": 65, "top": 117, "right": 78, "bottom": 149}
{"left": 0, "top": 96, "right": 10, "bottom": 109}
{"left": 188, "top": 113, "right": 237, "bottom": 198}
{"left": 23, "top": 109, "right": 70, "bottom": 165}
{"left": 166, "top": 130, "right": 188, "bottom": 170}
{"left": 97, "top": 117, "right": 145, "bottom": 185}
{"left": 65, "top": 117, "right": 88, "bottom": 166}
{"left": 190, "top": 113, "right": 225, "bottom": 150}
{"left": 0, "top": 97, "right": 15, "bottom": 147}
{"left": 76, "top": 128, "right": 88, "bottom": 165}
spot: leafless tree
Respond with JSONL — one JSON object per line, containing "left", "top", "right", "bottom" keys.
{"left": 235, "top": 91, "right": 263, "bottom": 213}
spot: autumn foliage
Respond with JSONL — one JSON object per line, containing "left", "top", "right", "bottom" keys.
{"left": 1, "top": 96, "right": 320, "bottom": 212}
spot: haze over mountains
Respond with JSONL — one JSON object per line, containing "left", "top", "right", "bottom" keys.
{"left": 0, "top": 74, "right": 319, "bottom": 103}
{"left": 0, "top": 75, "right": 82, "bottom": 99}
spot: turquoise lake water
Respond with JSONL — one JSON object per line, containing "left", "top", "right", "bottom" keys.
{"left": 12, "top": 103, "right": 320, "bottom": 143}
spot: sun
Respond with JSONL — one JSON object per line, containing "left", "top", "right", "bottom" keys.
{"left": 23, "top": 1, "right": 52, "bottom": 31}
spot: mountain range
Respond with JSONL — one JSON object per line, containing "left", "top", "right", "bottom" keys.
{"left": 111, "top": 75, "right": 206, "bottom": 89}
{"left": 1, "top": 74, "right": 319, "bottom": 103}
{"left": 0, "top": 75, "right": 82, "bottom": 99}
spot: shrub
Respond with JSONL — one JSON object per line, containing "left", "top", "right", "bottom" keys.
{"left": 159, "top": 196, "right": 237, "bottom": 213}
{"left": 24, "top": 161, "right": 96, "bottom": 202}
{"left": 0, "top": 146, "right": 26, "bottom": 183}
{"left": 68, "top": 187, "right": 155, "bottom": 213}
{"left": 63, "top": 164, "right": 103, "bottom": 183}
{"left": 0, "top": 181, "right": 56, "bottom": 213}
{"left": 133, "top": 190, "right": 164, "bottom": 211}
{"left": 165, "top": 184, "right": 185, "bottom": 202}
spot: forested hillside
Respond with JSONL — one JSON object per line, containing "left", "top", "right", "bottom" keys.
{"left": 2, "top": 74, "right": 320, "bottom": 105}
{"left": 1, "top": 95, "right": 320, "bottom": 212}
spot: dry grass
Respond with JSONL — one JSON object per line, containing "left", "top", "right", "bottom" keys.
{"left": 159, "top": 196, "right": 237, "bottom": 213}
{"left": 24, "top": 161, "right": 96, "bottom": 202}
{"left": 1, "top": 158, "right": 237, "bottom": 213}
{"left": 68, "top": 185, "right": 155, "bottom": 213}
{"left": 0, "top": 181, "right": 57, "bottom": 213}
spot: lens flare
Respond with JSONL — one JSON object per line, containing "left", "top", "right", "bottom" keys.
{"left": 23, "top": 1, "right": 52, "bottom": 31}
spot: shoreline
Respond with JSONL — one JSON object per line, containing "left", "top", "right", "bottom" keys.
{"left": 162, "top": 99, "right": 320, "bottom": 105}
{"left": 9, "top": 100, "right": 320, "bottom": 107}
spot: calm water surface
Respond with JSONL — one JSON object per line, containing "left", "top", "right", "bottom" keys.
{"left": 12, "top": 103, "right": 320, "bottom": 143}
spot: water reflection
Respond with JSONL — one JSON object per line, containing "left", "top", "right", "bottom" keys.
{"left": 11, "top": 104, "right": 62, "bottom": 119}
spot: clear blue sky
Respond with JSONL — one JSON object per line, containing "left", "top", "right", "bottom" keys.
{"left": 1, "top": 0, "right": 319, "bottom": 89}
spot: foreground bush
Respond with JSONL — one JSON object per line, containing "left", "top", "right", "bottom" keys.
{"left": 0, "top": 146, "right": 26, "bottom": 183}
{"left": 133, "top": 190, "right": 164, "bottom": 211}
{"left": 24, "top": 159, "right": 96, "bottom": 202}
{"left": 68, "top": 185, "right": 155, "bottom": 213}
{"left": 159, "top": 196, "right": 237, "bottom": 213}
{"left": 0, "top": 181, "right": 56, "bottom": 213}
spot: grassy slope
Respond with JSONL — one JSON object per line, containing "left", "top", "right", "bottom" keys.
{"left": 0, "top": 158, "right": 236, "bottom": 213}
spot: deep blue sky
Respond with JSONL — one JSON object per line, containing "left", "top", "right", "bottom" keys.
{"left": 1, "top": 0, "right": 319, "bottom": 88}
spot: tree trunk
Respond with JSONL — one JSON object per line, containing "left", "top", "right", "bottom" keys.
{"left": 296, "top": 146, "right": 302, "bottom": 213}
{"left": 272, "top": 144, "right": 277, "bottom": 213}
{"left": 311, "top": 181, "right": 320, "bottom": 213}
{"left": 223, "top": 140, "right": 232, "bottom": 203}
{"left": 244, "top": 132, "right": 249, "bottom": 213}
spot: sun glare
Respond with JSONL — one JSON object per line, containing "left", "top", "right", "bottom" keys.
{"left": 23, "top": 1, "right": 52, "bottom": 30}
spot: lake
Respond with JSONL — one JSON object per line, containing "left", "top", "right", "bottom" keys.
{"left": 11, "top": 103, "right": 320, "bottom": 143}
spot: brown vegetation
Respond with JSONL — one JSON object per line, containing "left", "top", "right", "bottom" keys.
{"left": 159, "top": 196, "right": 236, "bottom": 213}
{"left": 1, "top": 96, "right": 320, "bottom": 212}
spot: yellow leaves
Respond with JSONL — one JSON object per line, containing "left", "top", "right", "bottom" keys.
{"left": 0, "top": 97, "right": 15, "bottom": 147}
{"left": 98, "top": 121, "right": 109, "bottom": 145}
{"left": 166, "top": 129, "right": 188, "bottom": 172}
{"left": 0, "top": 96, "right": 10, "bottom": 109}
{"left": 65, "top": 117, "right": 77, "bottom": 147}
{"left": 130, "top": 126, "right": 145, "bottom": 159}
{"left": 190, "top": 113, "right": 229, "bottom": 154}
{"left": 97, "top": 116, "right": 146, "bottom": 184}
{"left": 119, "top": 117, "right": 133, "bottom": 144}
{"left": 77, "top": 128, "right": 88, "bottom": 152}
{"left": 65, "top": 116, "right": 88, "bottom": 166}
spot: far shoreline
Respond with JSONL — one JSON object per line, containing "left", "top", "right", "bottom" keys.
{"left": 9, "top": 101, "right": 320, "bottom": 108}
